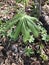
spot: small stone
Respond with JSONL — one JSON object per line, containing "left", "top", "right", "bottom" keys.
{"left": 12, "top": 45, "right": 18, "bottom": 53}
{"left": 12, "top": 63, "right": 16, "bottom": 65}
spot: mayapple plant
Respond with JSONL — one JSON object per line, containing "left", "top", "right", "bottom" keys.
{"left": 0, "top": 0, "right": 49, "bottom": 43}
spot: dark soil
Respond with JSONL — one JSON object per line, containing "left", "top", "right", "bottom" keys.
{"left": 0, "top": 37, "right": 49, "bottom": 65}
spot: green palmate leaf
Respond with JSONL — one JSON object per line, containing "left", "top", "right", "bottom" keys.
{"left": 27, "top": 18, "right": 40, "bottom": 31}
{"left": 0, "top": 13, "right": 23, "bottom": 33}
{"left": 23, "top": 15, "right": 38, "bottom": 23}
{"left": 0, "top": 13, "right": 40, "bottom": 42}
{"left": 16, "top": 0, "right": 29, "bottom": 5}
{"left": 40, "top": 54, "right": 48, "bottom": 61}
{"left": 28, "top": 16, "right": 39, "bottom": 23}
{"left": 4, "top": 14, "right": 22, "bottom": 31}
{"left": 40, "top": 49, "right": 48, "bottom": 61}
{"left": 27, "top": 20, "right": 39, "bottom": 38}
{"left": 21, "top": 17, "right": 35, "bottom": 43}
{"left": 37, "top": 24, "right": 47, "bottom": 41}
{"left": 25, "top": 47, "right": 34, "bottom": 57}
{"left": 22, "top": 22, "right": 31, "bottom": 43}
{"left": 46, "top": 35, "right": 49, "bottom": 41}
{"left": 10, "top": 20, "right": 22, "bottom": 40}
{"left": 22, "top": 0, "right": 29, "bottom": 5}
{"left": 29, "top": 35, "right": 34, "bottom": 43}
{"left": 0, "top": 12, "right": 49, "bottom": 42}
{"left": 40, "top": 44, "right": 44, "bottom": 49}
{"left": 40, "top": 44, "right": 48, "bottom": 61}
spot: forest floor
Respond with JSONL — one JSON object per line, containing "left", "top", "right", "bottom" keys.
{"left": 0, "top": 0, "right": 49, "bottom": 65}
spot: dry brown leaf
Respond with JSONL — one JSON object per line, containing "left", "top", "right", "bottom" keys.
{"left": 0, "top": 46, "right": 4, "bottom": 51}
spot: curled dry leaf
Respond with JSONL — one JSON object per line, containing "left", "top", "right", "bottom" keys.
{"left": 0, "top": 46, "right": 4, "bottom": 51}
